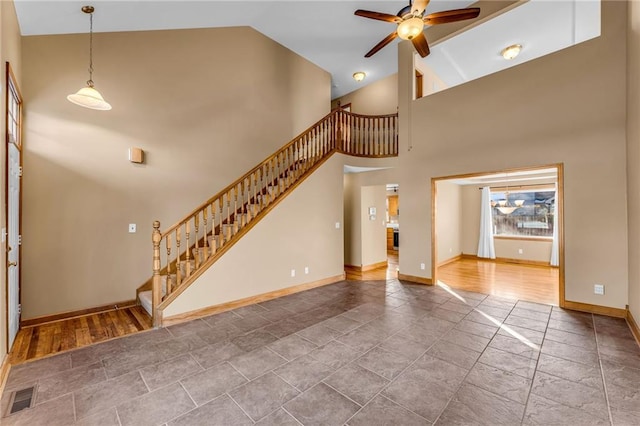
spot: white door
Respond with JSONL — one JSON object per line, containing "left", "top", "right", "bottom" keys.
{"left": 8, "top": 142, "right": 20, "bottom": 349}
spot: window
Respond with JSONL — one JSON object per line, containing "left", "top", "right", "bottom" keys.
{"left": 7, "top": 64, "right": 22, "bottom": 147}
{"left": 491, "top": 189, "right": 555, "bottom": 238}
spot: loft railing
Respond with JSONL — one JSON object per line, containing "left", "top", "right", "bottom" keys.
{"left": 148, "top": 108, "right": 397, "bottom": 326}
{"left": 335, "top": 110, "right": 398, "bottom": 157}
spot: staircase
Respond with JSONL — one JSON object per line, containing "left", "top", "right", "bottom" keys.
{"left": 138, "top": 108, "right": 398, "bottom": 326}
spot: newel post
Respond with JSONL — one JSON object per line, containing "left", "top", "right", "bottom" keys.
{"left": 152, "top": 220, "right": 162, "bottom": 328}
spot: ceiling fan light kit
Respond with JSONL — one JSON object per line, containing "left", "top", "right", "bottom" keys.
{"left": 354, "top": 2, "right": 480, "bottom": 58}
{"left": 67, "top": 5, "right": 112, "bottom": 111}
{"left": 501, "top": 44, "right": 522, "bottom": 60}
{"left": 397, "top": 16, "right": 424, "bottom": 40}
{"left": 352, "top": 71, "right": 367, "bottom": 82}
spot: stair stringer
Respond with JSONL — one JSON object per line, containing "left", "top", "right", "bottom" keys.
{"left": 159, "top": 154, "right": 345, "bottom": 322}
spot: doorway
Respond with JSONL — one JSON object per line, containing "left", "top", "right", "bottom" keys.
{"left": 6, "top": 63, "right": 23, "bottom": 350}
{"left": 431, "top": 165, "right": 563, "bottom": 306}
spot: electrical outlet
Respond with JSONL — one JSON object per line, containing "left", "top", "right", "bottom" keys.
{"left": 304, "top": 267, "right": 309, "bottom": 274}
{"left": 128, "top": 224, "right": 137, "bottom": 233}
{"left": 291, "top": 269, "right": 296, "bottom": 277}
{"left": 594, "top": 284, "right": 605, "bottom": 295}
{"left": 335, "top": 222, "right": 341, "bottom": 229}
{"left": 420, "top": 263, "right": 425, "bottom": 270}
{"left": 518, "top": 248, "right": 523, "bottom": 254}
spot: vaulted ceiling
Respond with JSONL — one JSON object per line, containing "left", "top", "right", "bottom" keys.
{"left": 13, "top": 1, "right": 598, "bottom": 99}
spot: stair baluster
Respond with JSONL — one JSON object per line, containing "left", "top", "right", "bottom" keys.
{"left": 166, "top": 233, "right": 173, "bottom": 294}
{"left": 193, "top": 214, "right": 200, "bottom": 269}
{"left": 175, "top": 227, "right": 182, "bottom": 287}
{"left": 184, "top": 221, "right": 192, "bottom": 278}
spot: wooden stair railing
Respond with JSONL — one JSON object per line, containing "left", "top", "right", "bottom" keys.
{"left": 145, "top": 108, "right": 398, "bottom": 326}
{"left": 336, "top": 111, "right": 398, "bottom": 157}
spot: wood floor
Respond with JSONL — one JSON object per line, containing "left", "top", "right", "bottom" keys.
{"left": 8, "top": 252, "right": 557, "bottom": 365}
{"left": 9, "top": 306, "right": 151, "bottom": 364}
{"left": 345, "top": 253, "right": 558, "bottom": 306}
{"left": 437, "top": 258, "right": 559, "bottom": 306}
{"left": 345, "top": 250, "right": 399, "bottom": 281}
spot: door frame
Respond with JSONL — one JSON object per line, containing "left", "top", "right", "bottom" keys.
{"left": 5, "top": 62, "right": 23, "bottom": 351}
{"left": 431, "top": 163, "right": 565, "bottom": 307}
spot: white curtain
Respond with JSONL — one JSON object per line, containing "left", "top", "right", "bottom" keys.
{"left": 550, "top": 183, "right": 559, "bottom": 266}
{"left": 477, "top": 186, "right": 496, "bottom": 259}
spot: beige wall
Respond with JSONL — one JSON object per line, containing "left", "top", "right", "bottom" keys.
{"left": 0, "top": 0, "right": 21, "bottom": 359}
{"left": 332, "top": 73, "right": 398, "bottom": 115}
{"left": 399, "top": 1, "right": 629, "bottom": 309}
{"left": 436, "top": 181, "right": 462, "bottom": 264}
{"left": 628, "top": 0, "right": 640, "bottom": 321}
{"left": 460, "top": 185, "right": 552, "bottom": 263}
{"left": 21, "top": 26, "right": 330, "bottom": 319}
{"left": 164, "top": 155, "right": 344, "bottom": 317}
{"left": 360, "top": 185, "right": 387, "bottom": 267}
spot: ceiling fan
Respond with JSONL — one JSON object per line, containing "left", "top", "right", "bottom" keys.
{"left": 355, "top": 0, "right": 481, "bottom": 58}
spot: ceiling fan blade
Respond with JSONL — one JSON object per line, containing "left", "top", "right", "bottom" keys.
{"left": 411, "top": 32, "right": 430, "bottom": 58}
{"left": 424, "top": 8, "right": 480, "bottom": 25}
{"left": 411, "top": 0, "right": 430, "bottom": 16}
{"left": 355, "top": 9, "right": 402, "bottom": 23}
{"left": 365, "top": 31, "right": 398, "bottom": 58}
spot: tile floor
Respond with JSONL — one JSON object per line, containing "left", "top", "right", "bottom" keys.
{"left": 1, "top": 279, "right": 639, "bottom": 425}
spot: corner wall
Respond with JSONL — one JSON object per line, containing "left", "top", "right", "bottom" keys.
{"left": 399, "top": 1, "right": 629, "bottom": 309}
{"left": 21, "top": 26, "right": 331, "bottom": 319}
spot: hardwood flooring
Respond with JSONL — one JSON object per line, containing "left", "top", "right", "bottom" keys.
{"left": 437, "top": 258, "right": 559, "bottom": 306}
{"left": 9, "top": 306, "right": 151, "bottom": 364}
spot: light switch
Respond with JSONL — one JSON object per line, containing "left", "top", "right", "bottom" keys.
{"left": 128, "top": 224, "right": 137, "bottom": 233}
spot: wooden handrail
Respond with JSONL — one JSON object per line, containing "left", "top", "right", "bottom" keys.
{"left": 148, "top": 108, "right": 398, "bottom": 326}
{"left": 338, "top": 111, "right": 398, "bottom": 119}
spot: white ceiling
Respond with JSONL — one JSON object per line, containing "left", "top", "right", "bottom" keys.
{"left": 13, "top": 0, "right": 599, "bottom": 99}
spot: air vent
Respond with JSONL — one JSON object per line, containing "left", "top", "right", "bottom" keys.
{"left": 8, "top": 386, "right": 35, "bottom": 415}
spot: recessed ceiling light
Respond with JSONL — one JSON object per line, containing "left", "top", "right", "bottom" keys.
{"left": 353, "top": 71, "right": 366, "bottom": 82}
{"left": 501, "top": 44, "right": 522, "bottom": 60}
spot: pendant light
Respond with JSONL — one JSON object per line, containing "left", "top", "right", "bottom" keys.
{"left": 67, "top": 5, "right": 112, "bottom": 111}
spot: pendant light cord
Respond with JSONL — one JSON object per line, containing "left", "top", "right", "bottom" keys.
{"left": 87, "top": 11, "right": 94, "bottom": 87}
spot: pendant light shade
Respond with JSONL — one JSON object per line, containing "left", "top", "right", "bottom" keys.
{"left": 67, "top": 6, "right": 112, "bottom": 111}
{"left": 495, "top": 173, "right": 525, "bottom": 215}
{"left": 67, "top": 84, "right": 111, "bottom": 110}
